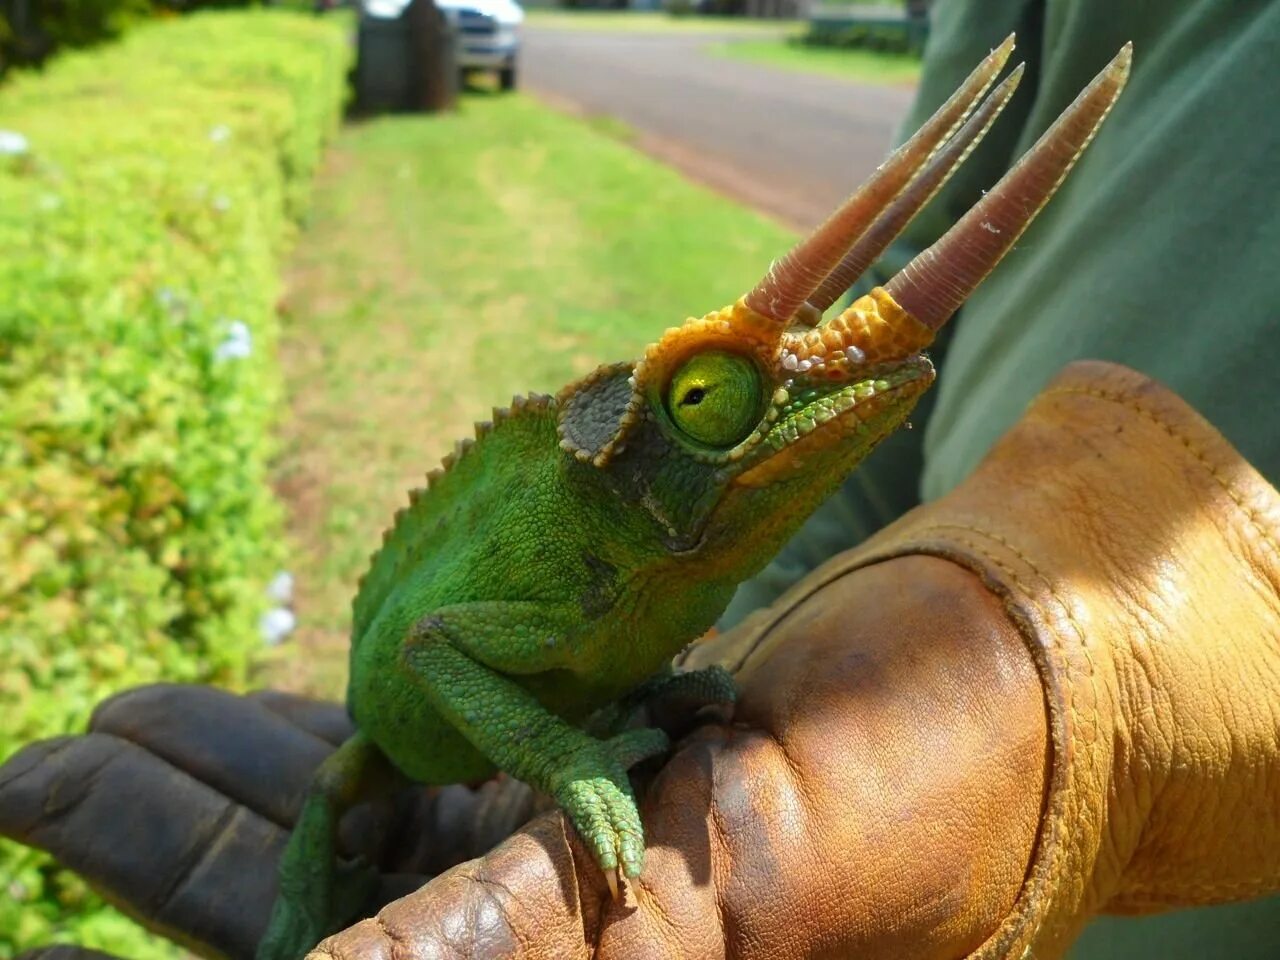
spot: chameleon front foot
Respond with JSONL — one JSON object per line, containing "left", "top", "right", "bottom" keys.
{"left": 554, "top": 726, "right": 669, "bottom": 889}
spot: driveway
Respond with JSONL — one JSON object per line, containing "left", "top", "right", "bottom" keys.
{"left": 521, "top": 26, "right": 917, "bottom": 229}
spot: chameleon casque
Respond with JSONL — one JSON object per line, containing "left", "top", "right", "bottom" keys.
{"left": 259, "top": 37, "right": 1130, "bottom": 960}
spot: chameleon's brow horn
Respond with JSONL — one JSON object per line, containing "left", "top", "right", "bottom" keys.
{"left": 805, "top": 62, "right": 1026, "bottom": 315}
{"left": 886, "top": 43, "right": 1132, "bottom": 330}
{"left": 743, "top": 33, "right": 1016, "bottom": 326}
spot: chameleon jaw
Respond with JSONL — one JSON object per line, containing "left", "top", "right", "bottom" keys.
{"left": 732, "top": 356, "right": 934, "bottom": 489}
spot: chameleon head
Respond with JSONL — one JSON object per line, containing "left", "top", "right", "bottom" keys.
{"left": 557, "top": 39, "right": 1130, "bottom": 559}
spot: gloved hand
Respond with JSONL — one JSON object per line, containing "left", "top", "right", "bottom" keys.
{"left": 306, "top": 362, "right": 1280, "bottom": 959}
{"left": 4, "top": 361, "right": 1279, "bottom": 960}
{"left": 0, "top": 685, "right": 541, "bottom": 960}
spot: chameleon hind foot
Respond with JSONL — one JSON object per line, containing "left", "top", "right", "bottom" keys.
{"left": 258, "top": 856, "right": 378, "bottom": 960}
{"left": 553, "top": 726, "right": 669, "bottom": 885}
{"left": 257, "top": 733, "right": 387, "bottom": 960}
{"left": 640, "top": 663, "right": 737, "bottom": 722}
{"left": 588, "top": 664, "right": 738, "bottom": 739}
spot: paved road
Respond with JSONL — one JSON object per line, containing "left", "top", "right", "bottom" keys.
{"left": 522, "top": 26, "right": 916, "bottom": 229}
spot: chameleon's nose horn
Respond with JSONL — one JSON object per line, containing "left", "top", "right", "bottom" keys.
{"left": 806, "top": 62, "right": 1025, "bottom": 314}
{"left": 743, "top": 33, "right": 1016, "bottom": 327}
{"left": 885, "top": 43, "right": 1132, "bottom": 331}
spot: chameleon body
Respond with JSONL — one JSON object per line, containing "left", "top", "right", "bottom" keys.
{"left": 258, "top": 37, "right": 1130, "bottom": 960}
{"left": 349, "top": 305, "right": 930, "bottom": 772}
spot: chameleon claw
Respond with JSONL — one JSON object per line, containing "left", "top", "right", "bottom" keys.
{"left": 605, "top": 865, "right": 621, "bottom": 901}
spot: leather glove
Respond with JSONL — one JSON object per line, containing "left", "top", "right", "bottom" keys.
{"left": 5, "top": 360, "right": 1279, "bottom": 959}
{"left": 307, "top": 361, "right": 1280, "bottom": 959}
{"left": 0, "top": 685, "right": 541, "bottom": 960}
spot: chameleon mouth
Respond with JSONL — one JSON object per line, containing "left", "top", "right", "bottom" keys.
{"left": 733, "top": 356, "right": 934, "bottom": 488}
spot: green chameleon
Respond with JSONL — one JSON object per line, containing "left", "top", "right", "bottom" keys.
{"left": 258, "top": 37, "right": 1130, "bottom": 960}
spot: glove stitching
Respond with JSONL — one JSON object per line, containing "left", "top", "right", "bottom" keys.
{"left": 920, "top": 520, "right": 1280, "bottom": 912}
{"left": 891, "top": 522, "right": 1107, "bottom": 953}
{"left": 1041, "top": 385, "right": 1280, "bottom": 564}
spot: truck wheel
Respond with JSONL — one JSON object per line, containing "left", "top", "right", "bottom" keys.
{"left": 499, "top": 65, "right": 517, "bottom": 92}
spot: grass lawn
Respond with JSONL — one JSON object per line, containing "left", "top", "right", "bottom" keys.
{"left": 524, "top": 9, "right": 800, "bottom": 33}
{"left": 263, "top": 93, "right": 795, "bottom": 697}
{"left": 712, "top": 37, "right": 921, "bottom": 85}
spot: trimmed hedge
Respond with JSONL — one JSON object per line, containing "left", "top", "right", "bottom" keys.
{"left": 0, "top": 10, "right": 350, "bottom": 957}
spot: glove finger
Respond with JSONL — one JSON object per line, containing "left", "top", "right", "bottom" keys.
{"left": 247, "top": 689, "right": 356, "bottom": 746}
{"left": 313, "top": 814, "right": 610, "bottom": 960}
{"left": 0, "top": 733, "right": 285, "bottom": 960}
{"left": 91, "top": 684, "right": 334, "bottom": 828}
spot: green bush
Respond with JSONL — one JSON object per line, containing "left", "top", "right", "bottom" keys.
{"left": 0, "top": 0, "right": 154, "bottom": 72}
{"left": 0, "top": 10, "right": 350, "bottom": 957}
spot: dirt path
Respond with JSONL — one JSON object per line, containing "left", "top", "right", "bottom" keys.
{"left": 522, "top": 26, "right": 916, "bottom": 229}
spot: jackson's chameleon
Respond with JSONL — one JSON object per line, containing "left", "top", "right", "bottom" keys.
{"left": 258, "top": 37, "right": 1130, "bottom": 960}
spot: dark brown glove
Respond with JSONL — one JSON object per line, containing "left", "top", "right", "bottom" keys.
{"left": 0, "top": 685, "right": 539, "bottom": 960}
{"left": 307, "top": 361, "right": 1280, "bottom": 959}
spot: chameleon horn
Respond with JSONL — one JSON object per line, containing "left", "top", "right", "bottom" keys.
{"left": 886, "top": 43, "right": 1132, "bottom": 330}
{"left": 805, "top": 63, "right": 1026, "bottom": 315}
{"left": 743, "top": 33, "right": 1016, "bottom": 326}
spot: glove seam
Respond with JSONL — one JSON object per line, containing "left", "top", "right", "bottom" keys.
{"left": 832, "top": 525, "right": 1104, "bottom": 958}
{"left": 899, "top": 523, "right": 1104, "bottom": 955}
{"left": 1040, "top": 384, "right": 1280, "bottom": 564}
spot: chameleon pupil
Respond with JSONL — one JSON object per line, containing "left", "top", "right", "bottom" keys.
{"left": 666, "top": 351, "right": 763, "bottom": 447}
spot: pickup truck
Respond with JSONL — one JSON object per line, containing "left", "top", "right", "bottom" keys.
{"left": 437, "top": 0, "right": 524, "bottom": 90}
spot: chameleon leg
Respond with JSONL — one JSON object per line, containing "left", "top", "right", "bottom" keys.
{"left": 402, "top": 623, "right": 669, "bottom": 882}
{"left": 586, "top": 663, "right": 737, "bottom": 738}
{"left": 256, "top": 732, "right": 386, "bottom": 960}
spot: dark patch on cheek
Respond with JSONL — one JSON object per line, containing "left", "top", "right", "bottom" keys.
{"left": 579, "top": 550, "right": 618, "bottom": 620}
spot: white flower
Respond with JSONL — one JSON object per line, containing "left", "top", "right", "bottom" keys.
{"left": 260, "top": 607, "right": 297, "bottom": 646}
{"left": 0, "top": 130, "right": 30, "bottom": 155}
{"left": 214, "top": 319, "right": 253, "bottom": 361}
{"left": 209, "top": 124, "right": 232, "bottom": 144}
{"left": 266, "top": 571, "right": 295, "bottom": 604}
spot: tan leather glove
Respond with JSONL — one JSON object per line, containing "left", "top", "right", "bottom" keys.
{"left": 312, "top": 361, "right": 1280, "bottom": 960}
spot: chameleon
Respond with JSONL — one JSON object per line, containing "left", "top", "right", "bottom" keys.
{"left": 258, "top": 37, "right": 1131, "bottom": 960}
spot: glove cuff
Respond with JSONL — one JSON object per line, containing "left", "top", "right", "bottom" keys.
{"left": 836, "top": 361, "right": 1280, "bottom": 956}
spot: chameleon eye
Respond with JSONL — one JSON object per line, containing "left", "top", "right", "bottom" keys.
{"left": 665, "top": 351, "right": 763, "bottom": 448}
